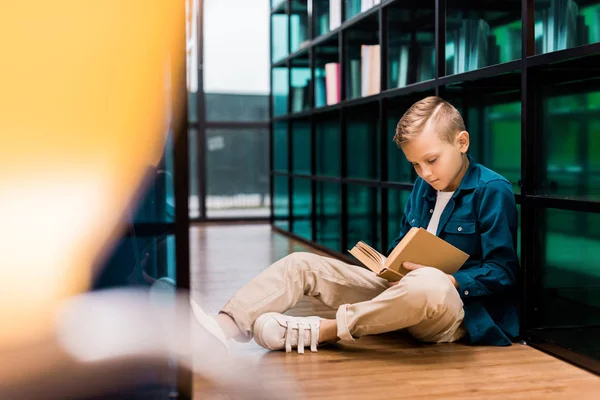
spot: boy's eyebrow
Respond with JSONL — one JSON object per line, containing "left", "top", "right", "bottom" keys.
{"left": 406, "top": 152, "right": 438, "bottom": 163}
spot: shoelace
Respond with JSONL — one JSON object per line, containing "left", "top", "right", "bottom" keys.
{"left": 285, "top": 321, "right": 319, "bottom": 354}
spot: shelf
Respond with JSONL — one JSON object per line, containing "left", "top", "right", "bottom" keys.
{"left": 380, "top": 79, "right": 437, "bottom": 99}
{"left": 438, "top": 60, "right": 521, "bottom": 87}
{"left": 527, "top": 43, "right": 600, "bottom": 69}
{"left": 269, "top": 1, "right": 600, "bottom": 372}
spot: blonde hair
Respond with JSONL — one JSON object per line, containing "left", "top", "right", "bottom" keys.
{"left": 393, "top": 96, "right": 465, "bottom": 146}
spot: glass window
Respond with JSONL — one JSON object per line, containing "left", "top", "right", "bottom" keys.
{"left": 345, "top": 0, "right": 374, "bottom": 21}
{"left": 347, "top": 184, "right": 381, "bottom": 253}
{"left": 292, "top": 178, "right": 312, "bottom": 240}
{"left": 187, "top": 0, "right": 200, "bottom": 123}
{"left": 189, "top": 127, "right": 201, "bottom": 219}
{"left": 315, "top": 114, "right": 341, "bottom": 176}
{"left": 466, "top": 100, "right": 522, "bottom": 194}
{"left": 537, "top": 91, "right": 600, "bottom": 201}
{"left": 346, "top": 104, "right": 380, "bottom": 180}
{"left": 345, "top": 14, "right": 380, "bottom": 99}
{"left": 291, "top": 57, "right": 311, "bottom": 114}
{"left": 316, "top": 182, "right": 342, "bottom": 251}
{"left": 274, "top": 175, "right": 289, "bottom": 230}
{"left": 204, "top": 0, "right": 270, "bottom": 121}
{"left": 290, "top": 1, "right": 309, "bottom": 53}
{"left": 538, "top": 208, "right": 600, "bottom": 328}
{"left": 94, "top": 234, "right": 176, "bottom": 289}
{"left": 386, "top": 116, "right": 414, "bottom": 183}
{"left": 313, "top": 0, "right": 332, "bottom": 37}
{"left": 445, "top": 94, "right": 522, "bottom": 194}
{"left": 272, "top": 10, "right": 289, "bottom": 62}
{"left": 292, "top": 119, "right": 311, "bottom": 174}
{"left": 205, "top": 129, "right": 270, "bottom": 218}
{"left": 273, "top": 121, "right": 288, "bottom": 172}
{"left": 314, "top": 38, "right": 340, "bottom": 108}
{"left": 386, "top": 92, "right": 435, "bottom": 183}
{"left": 535, "top": 1, "right": 600, "bottom": 54}
{"left": 446, "top": 1, "right": 521, "bottom": 75}
{"left": 387, "top": 189, "right": 411, "bottom": 250}
{"left": 273, "top": 67, "right": 289, "bottom": 117}
{"left": 387, "top": 1, "right": 435, "bottom": 89}
{"left": 134, "top": 130, "right": 175, "bottom": 224}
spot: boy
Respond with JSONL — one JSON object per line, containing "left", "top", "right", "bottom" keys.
{"left": 193, "top": 96, "right": 519, "bottom": 353}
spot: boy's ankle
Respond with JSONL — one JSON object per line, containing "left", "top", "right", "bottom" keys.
{"left": 216, "top": 312, "right": 246, "bottom": 342}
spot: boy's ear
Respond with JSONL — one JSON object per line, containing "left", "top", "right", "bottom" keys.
{"left": 456, "top": 131, "right": 470, "bottom": 153}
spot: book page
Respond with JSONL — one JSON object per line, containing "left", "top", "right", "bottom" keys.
{"left": 357, "top": 241, "right": 386, "bottom": 265}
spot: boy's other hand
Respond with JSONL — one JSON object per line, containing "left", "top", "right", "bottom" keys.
{"left": 402, "top": 262, "right": 460, "bottom": 289}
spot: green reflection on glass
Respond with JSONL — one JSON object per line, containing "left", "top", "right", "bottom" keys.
{"left": 293, "top": 178, "right": 312, "bottom": 240}
{"left": 272, "top": 14, "right": 289, "bottom": 62}
{"left": 316, "top": 182, "right": 341, "bottom": 251}
{"left": 535, "top": 1, "right": 600, "bottom": 54}
{"left": 273, "top": 121, "right": 288, "bottom": 172}
{"left": 455, "top": 100, "right": 521, "bottom": 194}
{"left": 386, "top": 117, "right": 413, "bottom": 183}
{"left": 387, "top": 1, "right": 435, "bottom": 89}
{"left": 345, "top": 0, "right": 362, "bottom": 21}
{"left": 290, "top": 4, "right": 308, "bottom": 53}
{"left": 272, "top": 68, "right": 289, "bottom": 117}
{"left": 292, "top": 119, "right": 311, "bottom": 174}
{"left": 347, "top": 117, "right": 380, "bottom": 180}
{"left": 274, "top": 175, "right": 289, "bottom": 231}
{"left": 540, "top": 92, "right": 600, "bottom": 200}
{"left": 446, "top": 3, "right": 521, "bottom": 75}
{"left": 291, "top": 67, "right": 311, "bottom": 113}
{"left": 540, "top": 208, "right": 600, "bottom": 327}
{"left": 316, "top": 117, "right": 340, "bottom": 176}
{"left": 387, "top": 189, "right": 411, "bottom": 249}
{"left": 314, "top": 0, "right": 331, "bottom": 37}
{"left": 347, "top": 184, "right": 381, "bottom": 253}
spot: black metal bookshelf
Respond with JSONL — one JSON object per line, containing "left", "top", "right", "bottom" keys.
{"left": 270, "top": 0, "right": 600, "bottom": 375}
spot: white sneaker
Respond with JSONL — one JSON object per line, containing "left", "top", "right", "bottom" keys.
{"left": 190, "top": 298, "right": 229, "bottom": 353}
{"left": 253, "top": 313, "right": 321, "bottom": 354}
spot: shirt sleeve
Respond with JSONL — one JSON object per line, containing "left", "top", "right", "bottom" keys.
{"left": 453, "top": 180, "right": 518, "bottom": 299}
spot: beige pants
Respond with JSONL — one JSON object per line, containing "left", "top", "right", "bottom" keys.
{"left": 220, "top": 252, "right": 466, "bottom": 343}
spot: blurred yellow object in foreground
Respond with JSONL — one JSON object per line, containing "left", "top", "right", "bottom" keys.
{"left": 0, "top": 1, "right": 183, "bottom": 350}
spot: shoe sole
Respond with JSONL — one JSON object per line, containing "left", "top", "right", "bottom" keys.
{"left": 190, "top": 299, "right": 229, "bottom": 353}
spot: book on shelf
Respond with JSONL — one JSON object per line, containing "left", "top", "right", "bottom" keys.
{"left": 325, "top": 62, "right": 341, "bottom": 105}
{"left": 361, "top": 0, "right": 380, "bottom": 12}
{"left": 350, "top": 59, "right": 362, "bottom": 99}
{"left": 329, "top": 0, "right": 341, "bottom": 30}
{"left": 536, "top": 0, "right": 581, "bottom": 53}
{"left": 348, "top": 227, "right": 469, "bottom": 282}
{"left": 360, "top": 44, "right": 380, "bottom": 97}
{"left": 314, "top": 68, "right": 327, "bottom": 108}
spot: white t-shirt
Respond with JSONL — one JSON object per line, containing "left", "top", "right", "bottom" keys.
{"left": 426, "top": 191, "right": 455, "bottom": 236}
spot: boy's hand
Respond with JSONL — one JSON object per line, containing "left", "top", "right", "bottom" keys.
{"left": 402, "top": 262, "right": 459, "bottom": 289}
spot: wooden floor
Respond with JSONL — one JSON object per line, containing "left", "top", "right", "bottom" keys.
{"left": 190, "top": 224, "right": 600, "bottom": 399}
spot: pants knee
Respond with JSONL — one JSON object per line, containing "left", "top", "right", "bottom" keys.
{"left": 276, "top": 252, "right": 316, "bottom": 275}
{"left": 397, "top": 267, "right": 454, "bottom": 315}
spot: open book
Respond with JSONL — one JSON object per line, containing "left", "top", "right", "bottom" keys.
{"left": 348, "top": 227, "right": 469, "bottom": 281}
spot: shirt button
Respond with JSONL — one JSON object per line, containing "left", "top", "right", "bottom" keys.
{"left": 411, "top": 219, "right": 415, "bottom": 224}
{"left": 464, "top": 290, "right": 469, "bottom": 296}
{"left": 429, "top": 209, "right": 433, "bottom": 214}
{"left": 458, "top": 226, "right": 463, "bottom": 232}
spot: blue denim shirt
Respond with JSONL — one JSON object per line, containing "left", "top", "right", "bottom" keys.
{"left": 388, "top": 156, "right": 519, "bottom": 346}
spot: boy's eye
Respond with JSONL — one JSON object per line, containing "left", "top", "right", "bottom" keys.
{"left": 426, "top": 158, "right": 437, "bottom": 164}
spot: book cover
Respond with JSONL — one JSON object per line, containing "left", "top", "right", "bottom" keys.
{"left": 349, "top": 227, "right": 469, "bottom": 281}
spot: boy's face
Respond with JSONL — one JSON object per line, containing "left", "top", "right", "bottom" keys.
{"left": 400, "top": 127, "right": 470, "bottom": 192}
